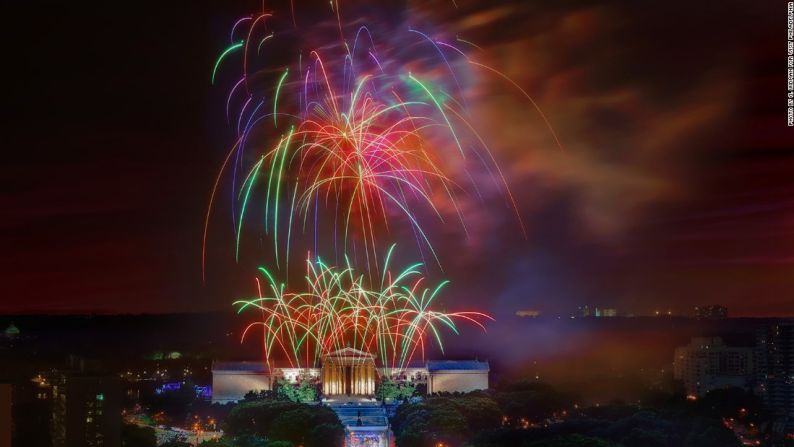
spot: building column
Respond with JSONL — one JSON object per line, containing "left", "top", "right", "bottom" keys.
{"left": 330, "top": 363, "right": 336, "bottom": 395}
{"left": 323, "top": 363, "right": 329, "bottom": 395}
{"left": 365, "top": 364, "right": 370, "bottom": 395}
{"left": 367, "top": 364, "right": 371, "bottom": 395}
{"left": 355, "top": 365, "right": 361, "bottom": 395}
{"left": 338, "top": 364, "right": 343, "bottom": 395}
{"left": 351, "top": 364, "right": 356, "bottom": 395}
{"left": 336, "top": 364, "right": 341, "bottom": 395}
{"left": 325, "top": 363, "right": 330, "bottom": 395}
{"left": 359, "top": 364, "right": 364, "bottom": 395}
{"left": 337, "top": 364, "right": 342, "bottom": 395}
{"left": 368, "top": 363, "right": 375, "bottom": 395}
{"left": 363, "top": 364, "right": 367, "bottom": 395}
{"left": 331, "top": 364, "right": 336, "bottom": 395}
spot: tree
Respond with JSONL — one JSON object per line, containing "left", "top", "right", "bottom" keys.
{"left": 144, "top": 380, "right": 200, "bottom": 423}
{"left": 225, "top": 401, "right": 302, "bottom": 436}
{"left": 305, "top": 423, "right": 346, "bottom": 447}
{"left": 427, "top": 404, "right": 467, "bottom": 445}
{"left": 274, "top": 379, "right": 317, "bottom": 403}
{"left": 377, "top": 379, "right": 416, "bottom": 402}
{"left": 451, "top": 395, "right": 502, "bottom": 432}
{"left": 620, "top": 427, "right": 666, "bottom": 447}
{"left": 392, "top": 393, "right": 502, "bottom": 446}
{"left": 270, "top": 409, "right": 344, "bottom": 447}
{"left": 377, "top": 379, "right": 399, "bottom": 401}
{"left": 266, "top": 442, "right": 294, "bottom": 447}
{"left": 160, "top": 441, "right": 192, "bottom": 447}
{"left": 199, "top": 439, "right": 235, "bottom": 447}
{"left": 698, "top": 387, "right": 765, "bottom": 423}
{"left": 398, "top": 382, "right": 417, "bottom": 401}
{"left": 525, "top": 434, "right": 621, "bottom": 447}
{"left": 494, "top": 381, "right": 571, "bottom": 423}
{"left": 393, "top": 405, "right": 432, "bottom": 447}
{"left": 121, "top": 424, "right": 157, "bottom": 447}
{"left": 200, "top": 435, "right": 268, "bottom": 447}
{"left": 683, "top": 426, "right": 742, "bottom": 447}
{"left": 296, "top": 380, "right": 318, "bottom": 402}
{"left": 224, "top": 400, "right": 343, "bottom": 447}
{"left": 269, "top": 409, "right": 317, "bottom": 445}
{"left": 243, "top": 389, "right": 276, "bottom": 401}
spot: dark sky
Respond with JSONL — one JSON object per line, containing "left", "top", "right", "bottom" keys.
{"left": 2, "top": 0, "right": 791, "bottom": 316}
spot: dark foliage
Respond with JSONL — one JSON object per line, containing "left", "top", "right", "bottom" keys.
{"left": 493, "top": 381, "right": 571, "bottom": 423}
{"left": 391, "top": 385, "right": 747, "bottom": 447}
{"left": 391, "top": 393, "right": 502, "bottom": 447}
{"left": 224, "top": 400, "right": 344, "bottom": 447}
{"left": 160, "top": 441, "right": 193, "bottom": 447}
{"left": 121, "top": 424, "right": 157, "bottom": 447}
{"left": 142, "top": 379, "right": 201, "bottom": 423}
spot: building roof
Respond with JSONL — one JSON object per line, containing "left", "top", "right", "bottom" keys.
{"left": 324, "top": 347, "right": 375, "bottom": 359}
{"left": 212, "top": 361, "right": 269, "bottom": 373}
{"left": 427, "top": 360, "right": 489, "bottom": 372}
{"left": 211, "top": 358, "right": 489, "bottom": 372}
{"left": 4, "top": 323, "right": 19, "bottom": 336}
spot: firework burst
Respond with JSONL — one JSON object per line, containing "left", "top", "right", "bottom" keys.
{"left": 234, "top": 245, "right": 492, "bottom": 371}
{"left": 202, "top": 5, "right": 547, "bottom": 274}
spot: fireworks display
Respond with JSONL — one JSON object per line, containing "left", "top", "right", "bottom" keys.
{"left": 203, "top": 3, "right": 541, "bottom": 272}
{"left": 235, "top": 244, "right": 492, "bottom": 370}
{"left": 205, "top": 1, "right": 551, "bottom": 368}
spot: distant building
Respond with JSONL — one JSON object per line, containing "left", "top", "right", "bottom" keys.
{"left": 51, "top": 357, "right": 121, "bottom": 447}
{"left": 0, "top": 384, "right": 10, "bottom": 447}
{"left": 426, "top": 360, "right": 489, "bottom": 394}
{"left": 212, "top": 361, "right": 273, "bottom": 404}
{"left": 755, "top": 321, "right": 794, "bottom": 440}
{"left": 576, "top": 306, "right": 618, "bottom": 318}
{"left": 32, "top": 374, "right": 52, "bottom": 401}
{"left": 695, "top": 305, "right": 728, "bottom": 320}
{"left": 211, "top": 348, "right": 489, "bottom": 403}
{"left": 3, "top": 323, "right": 19, "bottom": 339}
{"left": 673, "top": 337, "right": 753, "bottom": 397}
{"left": 155, "top": 382, "right": 211, "bottom": 399}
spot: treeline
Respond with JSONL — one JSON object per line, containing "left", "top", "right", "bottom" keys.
{"left": 390, "top": 382, "right": 762, "bottom": 447}
{"left": 123, "top": 400, "right": 344, "bottom": 447}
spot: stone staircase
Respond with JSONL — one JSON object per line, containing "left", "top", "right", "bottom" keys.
{"left": 329, "top": 401, "right": 389, "bottom": 427}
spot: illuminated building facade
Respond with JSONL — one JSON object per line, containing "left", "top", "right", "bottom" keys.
{"left": 51, "top": 358, "right": 121, "bottom": 447}
{"left": 599, "top": 308, "right": 618, "bottom": 317}
{"left": 694, "top": 305, "right": 728, "bottom": 319}
{"left": 426, "top": 360, "right": 489, "bottom": 394}
{"left": 756, "top": 322, "right": 794, "bottom": 440}
{"left": 321, "top": 348, "right": 376, "bottom": 397}
{"left": 211, "top": 361, "right": 272, "bottom": 404}
{"left": 211, "top": 348, "right": 489, "bottom": 403}
{"left": 673, "top": 337, "right": 753, "bottom": 397}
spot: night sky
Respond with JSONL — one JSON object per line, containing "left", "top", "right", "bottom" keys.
{"left": 2, "top": 0, "right": 791, "bottom": 316}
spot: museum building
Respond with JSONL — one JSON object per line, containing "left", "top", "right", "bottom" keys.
{"left": 211, "top": 347, "right": 489, "bottom": 403}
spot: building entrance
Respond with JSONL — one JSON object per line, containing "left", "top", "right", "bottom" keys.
{"left": 321, "top": 348, "right": 376, "bottom": 397}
